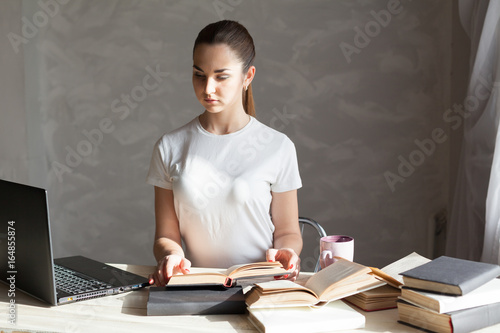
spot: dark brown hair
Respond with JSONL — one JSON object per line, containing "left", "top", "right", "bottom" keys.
{"left": 193, "top": 20, "right": 256, "bottom": 117}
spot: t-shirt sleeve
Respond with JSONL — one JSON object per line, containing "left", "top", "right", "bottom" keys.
{"left": 146, "top": 138, "right": 173, "bottom": 190}
{"left": 270, "top": 137, "right": 302, "bottom": 193}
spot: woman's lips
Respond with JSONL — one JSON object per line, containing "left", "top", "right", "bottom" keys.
{"left": 204, "top": 98, "right": 218, "bottom": 103}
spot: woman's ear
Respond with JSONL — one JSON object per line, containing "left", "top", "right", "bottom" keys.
{"left": 244, "top": 66, "right": 256, "bottom": 88}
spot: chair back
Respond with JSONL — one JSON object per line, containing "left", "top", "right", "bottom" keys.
{"left": 298, "top": 217, "right": 327, "bottom": 272}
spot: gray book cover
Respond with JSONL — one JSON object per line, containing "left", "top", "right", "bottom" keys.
{"left": 401, "top": 256, "right": 500, "bottom": 295}
{"left": 397, "top": 300, "right": 500, "bottom": 332}
{"left": 451, "top": 301, "right": 500, "bottom": 333}
{"left": 147, "top": 285, "right": 246, "bottom": 316}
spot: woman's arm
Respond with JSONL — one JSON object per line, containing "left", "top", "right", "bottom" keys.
{"left": 267, "top": 189, "right": 303, "bottom": 281}
{"left": 151, "top": 186, "right": 191, "bottom": 286}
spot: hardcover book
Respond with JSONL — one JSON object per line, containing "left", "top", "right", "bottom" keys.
{"left": 344, "top": 284, "right": 401, "bottom": 311}
{"left": 397, "top": 299, "right": 500, "bottom": 333}
{"left": 147, "top": 285, "right": 246, "bottom": 316}
{"left": 400, "top": 256, "right": 500, "bottom": 295}
{"left": 247, "top": 300, "right": 365, "bottom": 333}
{"left": 167, "top": 261, "right": 291, "bottom": 287}
{"left": 245, "top": 259, "right": 384, "bottom": 308}
{"left": 400, "top": 277, "right": 500, "bottom": 313}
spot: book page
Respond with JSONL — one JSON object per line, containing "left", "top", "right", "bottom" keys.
{"left": 224, "top": 261, "right": 284, "bottom": 277}
{"left": 255, "top": 280, "right": 312, "bottom": 292}
{"left": 360, "top": 284, "right": 400, "bottom": 297}
{"left": 225, "top": 263, "right": 250, "bottom": 276}
{"left": 168, "top": 272, "right": 226, "bottom": 285}
{"left": 304, "top": 259, "right": 370, "bottom": 297}
{"left": 253, "top": 280, "right": 319, "bottom": 299}
{"left": 381, "top": 252, "right": 430, "bottom": 285}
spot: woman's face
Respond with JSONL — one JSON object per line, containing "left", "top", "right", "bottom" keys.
{"left": 192, "top": 43, "right": 253, "bottom": 115}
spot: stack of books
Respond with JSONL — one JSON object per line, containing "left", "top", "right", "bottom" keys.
{"left": 146, "top": 261, "right": 292, "bottom": 315}
{"left": 345, "top": 252, "right": 431, "bottom": 311}
{"left": 244, "top": 253, "right": 430, "bottom": 332}
{"left": 397, "top": 256, "right": 500, "bottom": 333}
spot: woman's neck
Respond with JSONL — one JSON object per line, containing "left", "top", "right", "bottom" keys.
{"left": 199, "top": 109, "right": 250, "bottom": 135}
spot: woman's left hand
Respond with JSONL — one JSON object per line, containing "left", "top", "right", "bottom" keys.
{"left": 266, "top": 248, "right": 301, "bottom": 281}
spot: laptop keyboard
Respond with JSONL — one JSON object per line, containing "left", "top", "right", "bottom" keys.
{"left": 55, "top": 264, "right": 112, "bottom": 294}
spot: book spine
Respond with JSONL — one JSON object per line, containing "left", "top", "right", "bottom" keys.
{"left": 147, "top": 299, "right": 246, "bottom": 315}
{"left": 459, "top": 270, "right": 500, "bottom": 295}
{"left": 451, "top": 302, "right": 500, "bottom": 333}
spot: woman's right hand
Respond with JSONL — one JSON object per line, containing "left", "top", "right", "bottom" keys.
{"left": 149, "top": 254, "right": 191, "bottom": 286}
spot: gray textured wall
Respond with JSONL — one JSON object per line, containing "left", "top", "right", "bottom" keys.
{"left": 1, "top": 0, "right": 455, "bottom": 269}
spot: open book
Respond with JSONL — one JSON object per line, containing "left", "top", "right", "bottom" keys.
{"left": 369, "top": 252, "right": 431, "bottom": 288}
{"left": 167, "top": 261, "right": 290, "bottom": 287}
{"left": 245, "top": 258, "right": 385, "bottom": 308}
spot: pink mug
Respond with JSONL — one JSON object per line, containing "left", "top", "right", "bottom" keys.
{"left": 320, "top": 235, "right": 354, "bottom": 269}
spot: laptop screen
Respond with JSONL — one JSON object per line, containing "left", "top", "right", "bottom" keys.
{"left": 0, "top": 179, "right": 57, "bottom": 305}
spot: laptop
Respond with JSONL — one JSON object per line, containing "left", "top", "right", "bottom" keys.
{"left": 0, "top": 179, "right": 149, "bottom": 305}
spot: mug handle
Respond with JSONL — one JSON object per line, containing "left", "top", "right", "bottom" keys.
{"left": 320, "top": 250, "right": 333, "bottom": 261}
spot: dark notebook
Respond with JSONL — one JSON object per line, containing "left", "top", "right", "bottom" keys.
{"left": 147, "top": 285, "right": 246, "bottom": 316}
{"left": 400, "top": 256, "right": 500, "bottom": 295}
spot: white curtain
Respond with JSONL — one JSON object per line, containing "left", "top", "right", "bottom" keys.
{"left": 447, "top": 0, "right": 500, "bottom": 263}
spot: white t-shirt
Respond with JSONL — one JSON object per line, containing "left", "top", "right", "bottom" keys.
{"left": 146, "top": 116, "right": 302, "bottom": 268}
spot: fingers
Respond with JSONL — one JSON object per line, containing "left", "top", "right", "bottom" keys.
{"left": 266, "top": 248, "right": 279, "bottom": 262}
{"left": 287, "top": 252, "right": 300, "bottom": 271}
{"left": 165, "top": 257, "right": 177, "bottom": 280}
{"left": 274, "top": 248, "right": 299, "bottom": 270}
{"left": 287, "top": 258, "right": 301, "bottom": 281}
{"left": 179, "top": 257, "right": 192, "bottom": 274}
{"left": 268, "top": 248, "right": 301, "bottom": 281}
{"left": 277, "top": 260, "right": 300, "bottom": 281}
{"left": 151, "top": 255, "right": 191, "bottom": 286}
{"left": 152, "top": 269, "right": 164, "bottom": 287}
{"left": 154, "top": 258, "right": 168, "bottom": 286}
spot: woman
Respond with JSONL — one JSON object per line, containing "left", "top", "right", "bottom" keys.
{"left": 147, "top": 20, "right": 302, "bottom": 286}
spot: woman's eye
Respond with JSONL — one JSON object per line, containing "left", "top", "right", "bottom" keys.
{"left": 193, "top": 72, "right": 205, "bottom": 78}
{"left": 217, "top": 76, "right": 229, "bottom": 80}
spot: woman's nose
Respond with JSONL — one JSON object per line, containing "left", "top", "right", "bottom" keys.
{"left": 204, "top": 78, "right": 216, "bottom": 95}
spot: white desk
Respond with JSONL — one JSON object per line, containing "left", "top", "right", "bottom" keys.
{"left": 0, "top": 264, "right": 498, "bottom": 332}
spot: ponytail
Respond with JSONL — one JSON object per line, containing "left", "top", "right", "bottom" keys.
{"left": 244, "top": 84, "right": 255, "bottom": 117}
